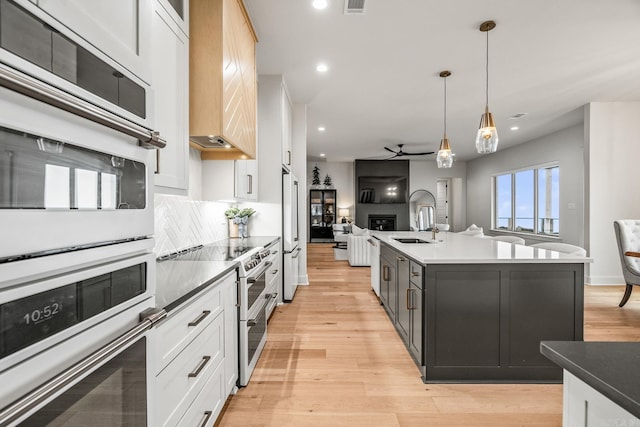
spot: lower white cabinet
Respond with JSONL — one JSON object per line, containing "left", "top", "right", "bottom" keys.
{"left": 264, "top": 241, "right": 282, "bottom": 317}
{"left": 563, "top": 371, "right": 639, "bottom": 426}
{"left": 150, "top": 270, "right": 237, "bottom": 426}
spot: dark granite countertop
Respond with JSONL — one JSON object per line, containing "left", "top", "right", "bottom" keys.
{"left": 541, "top": 341, "right": 640, "bottom": 419}
{"left": 155, "top": 236, "right": 280, "bottom": 312}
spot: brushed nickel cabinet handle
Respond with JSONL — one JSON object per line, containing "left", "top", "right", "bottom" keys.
{"left": 411, "top": 270, "right": 420, "bottom": 277}
{"left": 406, "top": 288, "right": 411, "bottom": 310}
{"left": 188, "top": 355, "right": 211, "bottom": 378}
{"left": 199, "top": 411, "right": 213, "bottom": 427}
{"left": 397, "top": 256, "right": 406, "bottom": 262}
{"left": 188, "top": 310, "right": 211, "bottom": 327}
{"left": 382, "top": 265, "right": 389, "bottom": 281}
{"left": 247, "top": 174, "right": 253, "bottom": 194}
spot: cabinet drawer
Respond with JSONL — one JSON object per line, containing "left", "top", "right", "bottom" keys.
{"left": 155, "top": 273, "right": 231, "bottom": 373}
{"left": 266, "top": 256, "right": 281, "bottom": 288}
{"left": 156, "top": 313, "right": 224, "bottom": 427}
{"left": 177, "top": 360, "right": 225, "bottom": 427}
{"left": 409, "top": 261, "right": 423, "bottom": 288}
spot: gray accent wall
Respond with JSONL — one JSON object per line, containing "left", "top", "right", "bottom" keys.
{"left": 465, "top": 123, "right": 585, "bottom": 247}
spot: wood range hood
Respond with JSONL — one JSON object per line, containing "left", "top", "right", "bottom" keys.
{"left": 189, "top": 0, "right": 257, "bottom": 161}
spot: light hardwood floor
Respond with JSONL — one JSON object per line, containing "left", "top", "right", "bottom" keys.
{"left": 216, "top": 243, "right": 640, "bottom": 427}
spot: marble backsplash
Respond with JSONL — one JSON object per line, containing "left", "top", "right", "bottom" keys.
{"left": 154, "top": 194, "right": 229, "bottom": 257}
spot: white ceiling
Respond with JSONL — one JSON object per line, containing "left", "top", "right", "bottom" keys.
{"left": 244, "top": 0, "right": 640, "bottom": 163}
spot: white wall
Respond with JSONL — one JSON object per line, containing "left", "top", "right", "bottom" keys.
{"left": 465, "top": 123, "right": 585, "bottom": 247}
{"left": 586, "top": 102, "right": 640, "bottom": 285}
{"left": 409, "top": 160, "right": 467, "bottom": 232}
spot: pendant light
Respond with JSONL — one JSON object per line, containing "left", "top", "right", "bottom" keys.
{"left": 475, "top": 20, "right": 499, "bottom": 154}
{"left": 436, "top": 70, "right": 454, "bottom": 168}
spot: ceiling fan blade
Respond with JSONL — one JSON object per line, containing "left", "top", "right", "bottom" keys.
{"left": 384, "top": 146, "right": 398, "bottom": 154}
{"left": 403, "top": 151, "right": 435, "bottom": 156}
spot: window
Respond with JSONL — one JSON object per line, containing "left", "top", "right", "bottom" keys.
{"left": 493, "top": 165, "right": 559, "bottom": 235}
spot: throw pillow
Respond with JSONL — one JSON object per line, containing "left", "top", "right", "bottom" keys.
{"left": 352, "top": 224, "right": 370, "bottom": 236}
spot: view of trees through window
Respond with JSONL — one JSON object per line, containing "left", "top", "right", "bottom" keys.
{"left": 494, "top": 165, "right": 559, "bottom": 235}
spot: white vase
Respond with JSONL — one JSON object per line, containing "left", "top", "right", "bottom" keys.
{"left": 229, "top": 219, "right": 239, "bottom": 238}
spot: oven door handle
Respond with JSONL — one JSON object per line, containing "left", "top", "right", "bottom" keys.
{"left": 0, "top": 64, "right": 166, "bottom": 149}
{"left": 0, "top": 309, "right": 167, "bottom": 426}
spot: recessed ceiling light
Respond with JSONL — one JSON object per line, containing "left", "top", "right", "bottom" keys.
{"left": 320, "top": 153, "right": 326, "bottom": 157}
{"left": 318, "top": 126, "right": 326, "bottom": 132}
{"left": 312, "top": 0, "right": 328, "bottom": 9}
{"left": 316, "top": 63, "right": 328, "bottom": 73}
{"left": 510, "top": 126, "right": 519, "bottom": 131}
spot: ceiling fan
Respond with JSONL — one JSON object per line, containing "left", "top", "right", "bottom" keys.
{"left": 383, "top": 144, "right": 434, "bottom": 159}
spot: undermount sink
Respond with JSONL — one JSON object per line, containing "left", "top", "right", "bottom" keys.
{"left": 393, "top": 238, "right": 432, "bottom": 244}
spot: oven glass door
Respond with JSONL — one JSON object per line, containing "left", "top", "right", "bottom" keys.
{"left": 17, "top": 336, "right": 147, "bottom": 426}
{"left": 246, "top": 268, "right": 267, "bottom": 314}
{"left": 247, "top": 305, "right": 266, "bottom": 365}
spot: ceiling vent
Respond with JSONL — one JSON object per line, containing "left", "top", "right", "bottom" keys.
{"left": 344, "top": 0, "right": 365, "bottom": 14}
{"left": 509, "top": 113, "right": 527, "bottom": 119}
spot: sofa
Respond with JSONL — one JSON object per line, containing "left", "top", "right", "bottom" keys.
{"left": 347, "top": 225, "right": 371, "bottom": 266}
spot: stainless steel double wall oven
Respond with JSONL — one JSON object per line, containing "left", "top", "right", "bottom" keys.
{"left": 0, "top": 0, "right": 166, "bottom": 424}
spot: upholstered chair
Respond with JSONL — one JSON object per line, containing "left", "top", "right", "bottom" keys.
{"left": 491, "top": 235, "right": 525, "bottom": 245}
{"left": 530, "top": 242, "right": 587, "bottom": 257}
{"left": 613, "top": 220, "right": 640, "bottom": 307}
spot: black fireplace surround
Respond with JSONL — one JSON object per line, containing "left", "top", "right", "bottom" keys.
{"left": 355, "top": 160, "right": 409, "bottom": 230}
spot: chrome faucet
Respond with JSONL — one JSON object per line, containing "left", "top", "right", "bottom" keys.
{"left": 431, "top": 225, "right": 440, "bottom": 240}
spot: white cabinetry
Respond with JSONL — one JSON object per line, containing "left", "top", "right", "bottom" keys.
{"left": 563, "top": 371, "right": 639, "bottom": 426}
{"left": 36, "top": 0, "right": 152, "bottom": 84}
{"left": 151, "top": 270, "right": 237, "bottom": 427}
{"left": 281, "top": 85, "right": 293, "bottom": 167}
{"left": 264, "top": 240, "right": 282, "bottom": 317}
{"left": 234, "top": 159, "right": 258, "bottom": 201}
{"left": 152, "top": 0, "right": 189, "bottom": 192}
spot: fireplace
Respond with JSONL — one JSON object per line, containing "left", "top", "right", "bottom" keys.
{"left": 368, "top": 214, "right": 396, "bottom": 231}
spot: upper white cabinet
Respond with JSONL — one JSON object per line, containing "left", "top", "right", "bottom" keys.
{"left": 152, "top": 0, "right": 189, "bottom": 192}
{"left": 234, "top": 159, "right": 258, "bottom": 201}
{"left": 281, "top": 85, "right": 293, "bottom": 167}
{"left": 157, "top": 0, "right": 189, "bottom": 36}
{"left": 257, "top": 76, "right": 293, "bottom": 170}
{"left": 36, "top": 0, "right": 152, "bottom": 84}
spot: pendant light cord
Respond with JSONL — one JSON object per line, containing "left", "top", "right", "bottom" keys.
{"left": 443, "top": 76, "right": 447, "bottom": 136}
{"left": 485, "top": 30, "right": 489, "bottom": 107}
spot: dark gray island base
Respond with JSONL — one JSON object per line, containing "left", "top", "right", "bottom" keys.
{"left": 379, "top": 241, "right": 585, "bottom": 383}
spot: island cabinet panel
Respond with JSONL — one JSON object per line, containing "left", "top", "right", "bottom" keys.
{"left": 423, "top": 263, "right": 584, "bottom": 382}
{"left": 430, "top": 270, "right": 501, "bottom": 368}
{"left": 379, "top": 249, "right": 397, "bottom": 320}
{"left": 395, "top": 254, "right": 411, "bottom": 344}
{"left": 407, "top": 261, "right": 424, "bottom": 365}
{"left": 508, "top": 270, "right": 578, "bottom": 367}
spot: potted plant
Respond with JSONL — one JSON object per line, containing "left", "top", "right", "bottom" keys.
{"left": 225, "top": 207, "right": 256, "bottom": 238}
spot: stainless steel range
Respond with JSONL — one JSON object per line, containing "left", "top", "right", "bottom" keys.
{"left": 158, "top": 238, "right": 274, "bottom": 386}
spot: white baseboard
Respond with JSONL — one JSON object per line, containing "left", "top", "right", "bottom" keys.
{"left": 586, "top": 275, "right": 625, "bottom": 286}
{"left": 297, "top": 274, "right": 309, "bottom": 285}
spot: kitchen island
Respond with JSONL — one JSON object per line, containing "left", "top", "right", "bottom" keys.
{"left": 372, "top": 231, "right": 592, "bottom": 383}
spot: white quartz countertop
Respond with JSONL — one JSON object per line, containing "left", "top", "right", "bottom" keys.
{"left": 371, "top": 231, "right": 593, "bottom": 264}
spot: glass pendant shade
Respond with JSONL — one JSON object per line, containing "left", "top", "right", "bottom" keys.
{"left": 436, "top": 70, "right": 454, "bottom": 169}
{"left": 475, "top": 106, "right": 499, "bottom": 154}
{"left": 436, "top": 137, "right": 453, "bottom": 168}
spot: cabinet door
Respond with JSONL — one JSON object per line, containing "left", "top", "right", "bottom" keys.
{"left": 380, "top": 254, "right": 397, "bottom": 319}
{"left": 221, "top": 271, "right": 238, "bottom": 396}
{"left": 234, "top": 160, "right": 258, "bottom": 201}
{"left": 396, "top": 254, "right": 410, "bottom": 343}
{"left": 37, "top": 0, "right": 152, "bottom": 84}
{"left": 152, "top": 1, "right": 189, "bottom": 192}
{"left": 281, "top": 84, "right": 293, "bottom": 166}
{"left": 408, "top": 282, "right": 423, "bottom": 364}
{"left": 157, "top": 0, "right": 189, "bottom": 36}
{"left": 222, "top": 0, "right": 256, "bottom": 157}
